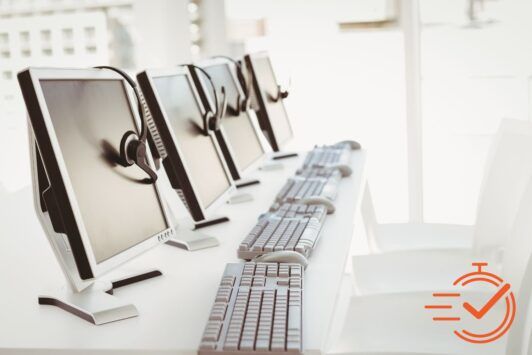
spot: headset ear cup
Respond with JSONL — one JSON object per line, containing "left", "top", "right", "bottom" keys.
{"left": 210, "top": 113, "right": 220, "bottom": 131}
{"left": 241, "top": 97, "right": 249, "bottom": 111}
{"left": 129, "top": 140, "right": 159, "bottom": 183}
{"left": 235, "top": 94, "right": 242, "bottom": 116}
{"left": 204, "top": 111, "right": 218, "bottom": 133}
{"left": 120, "top": 130, "right": 138, "bottom": 166}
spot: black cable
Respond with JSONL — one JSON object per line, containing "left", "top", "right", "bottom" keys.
{"left": 184, "top": 64, "right": 220, "bottom": 119}
{"left": 94, "top": 66, "right": 148, "bottom": 141}
{"left": 94, "top": 65, "right": 158, "bottom": 183}
{"left": 212, "top": 55, "right": 249, "bottom": 98}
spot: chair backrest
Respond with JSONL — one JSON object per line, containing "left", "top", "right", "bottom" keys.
{"left": 360, "top": 184, "right": 380, "bottom": 252}
{"left": 505, "top": 256, "right": 532, "bottom": 355}
{"left": 501, "top": 177, "right": 532, "bottom": 354}
{"left": 473, "top": 119, "right": 532, "bottom": 253}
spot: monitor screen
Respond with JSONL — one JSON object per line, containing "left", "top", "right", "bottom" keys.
{"left": 152, "top": 74, "right": 232, "bottom": 208}
{"left": 40, "top": 79, "right": 168, "bottom": 263}
{"left": 202, "top": 63, "right": 264, "bottom": 171}
{"left": 252, "top": 56, "right": 293, "bottom": 146}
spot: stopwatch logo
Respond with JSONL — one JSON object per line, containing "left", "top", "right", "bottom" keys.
{"left": 425, "top": 262, "right": 516, "bottom": 344}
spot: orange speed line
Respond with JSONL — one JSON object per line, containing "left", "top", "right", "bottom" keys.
{"left": 433, "top": 293, "right": 461, "bottom": 297}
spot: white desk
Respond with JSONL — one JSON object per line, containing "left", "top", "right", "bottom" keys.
{"left": 0, "top": 150, "right": 366, "bottom": 355}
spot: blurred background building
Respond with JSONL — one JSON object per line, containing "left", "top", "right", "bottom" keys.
{"left": 1, "top": 0, "right": 531, "bottom": 227}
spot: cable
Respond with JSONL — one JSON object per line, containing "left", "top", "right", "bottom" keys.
{"left": 186, "top": 64, "right": 219, "bottom": 118}
{"left": 185, "top": 64, "right": 227, "bottom": 132}
{"left": 95, "top": 66, "right": 148, "bottom": 140}
{"left": 212, "top": 55, "right": 253, "bottom": 114}
{"left": 94, "top": 66, "right": 159, "bottom": 183}
{"left": 212, "top": 55, "right": 249, "bottom": 97}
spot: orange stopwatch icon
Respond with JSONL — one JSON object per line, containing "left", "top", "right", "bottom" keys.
{"left": 425, "top": 262, "right": 516, "bottom": 344}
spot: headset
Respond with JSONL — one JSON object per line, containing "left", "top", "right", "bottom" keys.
{"left": 186, "top": 64, "right": 227, "bottom": 134}
{"left": 271, "top": 83, "right": 289, "bottom": 102}
{"left": 214, "top": 55, "right": 289, "bottom": 112}
{"left": 94, "top": 66, "right": 164, "bottom": 184}
{"left": 212, "top": 55, "right": 252, "bottom": 116}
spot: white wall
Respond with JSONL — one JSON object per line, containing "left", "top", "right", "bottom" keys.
{"left": 0, "top": 12, "right": 109, "bottom": 192}
{"left": 420, "top": 0, "right": 532, "bottom": 224}
{"left": 227, "top": 0, "right": 532, "bottom": 225}
{"left": 132, "top": 0, "right": 192, "bottom": 68}
{"left": 226, "top": 0, "right": 410, "bottom": 222}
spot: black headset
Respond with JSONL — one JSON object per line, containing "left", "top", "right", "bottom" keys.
{"left": 248, "top": 57, "right": 289, "bottom": 103}
{"left": 272, "top": 84, "right": 289, "bottom": 102}
{"left": 95, "top": 66, "right": 159, "bottom": 184}
{"left": 212, "top": 55, "right": 252, "bottom": 116}
{"left": 186, "top": 64, "right": 227, "bottom": 134}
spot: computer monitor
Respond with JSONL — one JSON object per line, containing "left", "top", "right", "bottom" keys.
{"left": 244, "top": 52, "right": 294, "bottom": 152}
{"left": 137, "top": 67, "right": 234, "bottom": 230}
{"left": 18, "top": 68, "right": 175, "bottom": 325}
{"left": 190, "top": 58, "right": 267, "bottom": 183}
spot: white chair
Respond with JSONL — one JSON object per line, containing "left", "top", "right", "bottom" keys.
{"left": 353, "top": 119, "right": 532, "bottom": 295}
{"left": 328, "top": 175, "right": 532, "bottom": 355}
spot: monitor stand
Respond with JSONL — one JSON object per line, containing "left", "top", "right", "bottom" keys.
{"left": 228, "top": 191, "right": 254, "bottom": 204}
{"left": 30, "top": 132, "right": 164, "bottom": 326}
{"left": 38, "top": 269, "right": 162, "bottom": 325}
{"left": 194, "top": 216, "right": 230, "bottom": 229}
{"left": 231, "top": 179, "right": 259, "bottom": 203}
{"left": 260, "top": 161, "right": 284, "bottom": 171}
{"left": 235, "top": 178, "right": 260, "bottom": 189}
{"left": 166, "top": 222, "right": 221, "bottom": 251}
{"left": 271, "top": 151, "right": 298, "bottom": 160}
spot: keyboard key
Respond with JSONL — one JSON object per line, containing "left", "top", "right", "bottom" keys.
{"left": 200, "top": 341, "right": 216, "bottom": 350}
{"left": 278, "top": 278, "right": 289, "bottom": 286}
{"left": 220, "top": 276, "right": 235, "bottom": 286}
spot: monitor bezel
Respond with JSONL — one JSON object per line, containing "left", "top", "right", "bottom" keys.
{"left": 196, "top": 58, "right": 268, "bottom": 177}
{"left": 245, "top": 52, "right": 294, "bottom": 151}
{"left": 137, "top": 66, "right": 236, "bottom": 221}
{"left": 20, "top": 67, "right": 174, "bottom": 280}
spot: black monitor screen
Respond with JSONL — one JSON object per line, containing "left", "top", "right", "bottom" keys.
{"left": 253, "top": 56, "right": 293, "bottom": 146}
{"left": 202, "top": 63, "right": 264, "bottom": 171}
{"left": 40, "top": 79, "right": 168, "bottom": 263}
{"left": 152, "top": 74, "right": 232, "bottom": 208}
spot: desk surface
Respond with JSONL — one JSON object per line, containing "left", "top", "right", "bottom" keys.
{"left": 0, "top": 150, "right": 366, "bottom": 355}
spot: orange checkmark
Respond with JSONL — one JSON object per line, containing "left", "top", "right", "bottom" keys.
{"left": 463, "top": 283, "right": 511, "bottom": 320}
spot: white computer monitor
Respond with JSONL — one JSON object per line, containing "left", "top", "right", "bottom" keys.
{"left": 245, "top": 52, "right": 294, "bottom": 152}
{"left": 193, "top": 58, "right": 268, "bottom": 181}
{"left": 18, "top": 67, "right": 175, "bottom": 325}
{"left": 137, "top": 66, "right": 235, "bottom": 229}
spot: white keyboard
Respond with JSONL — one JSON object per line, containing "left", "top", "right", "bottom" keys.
{"left": 199, "top": 262, "right": 304, "bottom": 354}
{"left": 296, "top": 166, "right": 343, "bottom": 180}
{"left": 238, "top": 203, "right": 327, "bottom": 260}
{"left": 302, "top": 145, "right": 350, "bottom": 169}
{"left": 275, "top": 174, "right": 340, "bottom": 204}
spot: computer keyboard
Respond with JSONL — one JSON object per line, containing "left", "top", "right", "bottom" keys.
{"left": 302, "top": 145, "right": 350, "bottom": 169}
{"left": 238, "top": 203, "right": 327, "bottom": 260}
{"left": 199, "top": 262, "right": 303, "bottom": 354}
{"left": 296, "top": 166, "right": 342, "bottom": 180}
{"left": 271, "top": 202, "right": 328, "bottom": 219}
{"left": 275, "top": 174, "right": 340, "bottom": 205}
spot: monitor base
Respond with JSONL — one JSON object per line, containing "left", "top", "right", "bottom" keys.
{"left": 38, "top": 269, "right": 162, "bottom": 325}
{"left": 235, "top": 178, "right": 260, "bottom": 188}
{"left": 194, "top": 216, "right": 230, "bottom": 229}
{"left": 260, "top": 161, "right": 284, "bottom": 171}
{"left": 166, "top": 227, "right": 220, "bottom": 250}
{"left": 227, "top": 192, "right": 254, "bottom": 204}
{"left": 271, "top": 151, "right": 298, "bottom": 160}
